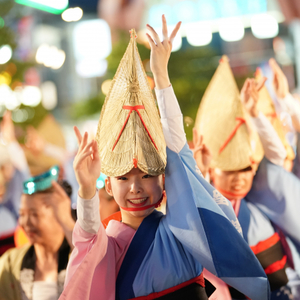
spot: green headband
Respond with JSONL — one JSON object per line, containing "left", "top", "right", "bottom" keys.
{"left": 96, "top": 173, "right": 107, "bottom": 189}
{"left": 23, "top": 165, "right": 59, "bottom": 195}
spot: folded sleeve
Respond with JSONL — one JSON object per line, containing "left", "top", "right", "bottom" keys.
{"left": 155, "top": 86, "right": 186, "bottom": 153}
{"left": 251, "top": 112, "right": 287, "bottom": 166}
{"left": 77, "top": 192, "right": 101, "bottom": 234}
{"left": 278, "top": 94, "right": 300, "bottom": 132}
{"left": 65, "top": 192, "right": 107, "bottom": 287}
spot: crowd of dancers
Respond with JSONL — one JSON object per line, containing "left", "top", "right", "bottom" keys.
{"left": 1, "top": 15, "right": 300, "bottom": 300}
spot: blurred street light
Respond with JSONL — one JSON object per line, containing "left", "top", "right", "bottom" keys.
{"left": 0, "top": 85, "right": 20, "bottom": 110}
{"left": 0, "top": 45, "right": 12, "bottom": 65}
{"left": 76, "top": 59, "right": 108, "bottom": 78}
{"left": 41, "top": 81, "right": 57, "bottom": 110}
{"left": 186, "top": 21, "right": 212, "bottom": 47}
{"left": 251, "top": 14, "right": 279, "bottom": 39}
{"left": 73, "top": 19, "right": 111, "bottom": 77}
{"left": 22, "top": 86, "right": 42, "bottom": 107}
{"left": 36, "top": 44, "right": 66, "bottom": 69}
{"left": 219, "top": 17, "right": 245, "bottom": 42}
{"left": 62, "top": 7, "right": 83, "bottom": 22}
{"left": 73, "top": 19, "right": 111, "bottom": 61}
{"left": 12, "top": 109, "right": 29, "bottom": 123}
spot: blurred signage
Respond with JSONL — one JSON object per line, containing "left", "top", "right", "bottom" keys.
{"left": 148, "top": 0, "right": 267, "bottom": 26}
{"left": 15, "top": 0, "right": 68, "bottom": 14}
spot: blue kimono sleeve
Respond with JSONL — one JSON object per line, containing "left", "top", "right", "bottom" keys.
{"left": 246, "top": 157, "right": 300, "bottom": 253}
{"left": 163, "top": 143, "right": 270, "bottom": 300}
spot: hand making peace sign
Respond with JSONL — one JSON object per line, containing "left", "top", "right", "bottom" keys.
{"left": 241, "top": 77, "right": 267, "bottom": 118}
{"left": 146, "top": 15, "right": 181, "bottom": 90}
{"left": 73, "top": 126, "right": 101, "bottom": 200}
{"left": 269, "top": 58, "right": 289, "bottom": 99}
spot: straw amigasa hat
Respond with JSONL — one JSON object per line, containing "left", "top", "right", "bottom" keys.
{"left": 255, "top": 68, "right": 295, "bottom": 161}
{"left": 96, "top": 29, "right": 166, "bottom": 177}
{"left": 194, "top": 55, "right": 264, "bottom": 171}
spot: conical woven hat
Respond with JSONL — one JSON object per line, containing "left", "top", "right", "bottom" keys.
{"left": 194, "top": 55, "right": 263, "bottom": 171}
{"left": 256, "top": 69, "right": 295, "bottom": 160}
{"left": 96, "top": 29, "right": 166, "bottom": 177}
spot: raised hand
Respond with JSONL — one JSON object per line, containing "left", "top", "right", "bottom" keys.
{"left": 25, "top": 126, "right": 46, "bottom": 155}
{"left": 192, "top": 128, "right": 212, "bottom": 177}
{"left": 43, "top": 180, "right": 75, "bottom": 248}
{"left": 0, "top": 111, "right": 16, "bottom": 143}
{"left": 269, "top": 58, "right": 289, "bottom": 99}
{"left": 241, "top": 77, "right": 266, "bottom": 118}
{"left": 73, "top": 126, "right": 101, "bottom": 199}
{"left": 46, "top": 181, "right": 74, "bottom": 227}
{"left": 146, "top": 15, "right": 181, "bottom": 89}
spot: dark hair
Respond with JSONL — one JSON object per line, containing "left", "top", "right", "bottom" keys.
{"left": 58, "top": 180, "right": 73, "bottom": 198}
{"left": 32, "top": 180, "right": 73, "bottom": 198}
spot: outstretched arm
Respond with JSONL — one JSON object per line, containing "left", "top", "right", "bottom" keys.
{"left": 146, "top": 15, "right": 181, "bottom": 90}
{"left": 26, "top": 126, "right": 70, "bottom": 162}
{"left": 1, "top": 111, "right": 30, "bottom": 177}
{"left": 146, "top": 16, "right": 186, "bottom": 153}
{"left": 73, "top": 127, "right": 101, "bottom": 234}
{"left": 64, "top": 128, "right": 103, "bottom": 286}
{"left": 192, "top": 129, "right": 212, "bottom": 179}
{"left": 270, "top": 58, "right": 300, "bottom": 132}
{"left": 46, "top": 181, "right": 75, "bottom": 249}
{"left": 241, "top": 78, "right": 287, "bottom": 166}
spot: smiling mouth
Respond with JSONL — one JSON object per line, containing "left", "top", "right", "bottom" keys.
{"left": 127, "top": 197, "right": 148, "bottom": 206}
{"left": 26, "top": 231, "right": 37, "bottom": 237}
{"left": 232, "top": 186, "right": 244, "bottom": 191}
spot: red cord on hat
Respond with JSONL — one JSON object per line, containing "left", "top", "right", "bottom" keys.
{"left": 219, "top": 117, "right": 246, "bottom": 154}
{"left": 112, "top": 105, "right": 158, "bottom": 151}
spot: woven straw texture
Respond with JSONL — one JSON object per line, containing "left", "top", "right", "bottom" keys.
{"left": 195, "top": 55, "right": 263, "bottom": 171}
{"left": 96, "top": 29, "right": 166, "bottom": 177}
{"left": 256, "top": 70, "right": 295, "bottom": 160}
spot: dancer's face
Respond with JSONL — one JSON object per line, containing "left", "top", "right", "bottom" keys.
{"left": 211, "top": 166, "right": 255, "bottom": 200}
{"left": 105, "top": 168, "right": 164, "bottom": 221}
{"left": 19, "top": 193, "right": 63, "bottom": 245}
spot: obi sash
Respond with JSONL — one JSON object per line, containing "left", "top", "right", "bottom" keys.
{"left": 128, "top": 275, "right": 207, "bottom": 300}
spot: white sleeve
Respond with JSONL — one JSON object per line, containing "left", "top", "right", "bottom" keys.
{"left": 155, "top": 86, "right": 186, "bottom": 153}
{"left": 278, "top": 93, "right": 300, "bottom": 132}
{"left": 77, "top": 192, "right": 101, "bottom": 234}
{"left": 251, "top": 112, "right": 287, "bottom": 166}
{"left": 7, "top": 141, "right": 30, "bottom": 176}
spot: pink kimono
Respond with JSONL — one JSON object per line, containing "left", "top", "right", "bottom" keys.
{"left": 61, "top": 220, "right": 135, "bottom": 300}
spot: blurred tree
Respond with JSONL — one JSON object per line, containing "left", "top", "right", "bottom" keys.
{"left": 0, "top": 0, "right": 48, "bottom": 137}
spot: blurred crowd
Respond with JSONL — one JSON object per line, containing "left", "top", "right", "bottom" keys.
{"left": 0, "top": 54, "right": 300, "bottom": 300}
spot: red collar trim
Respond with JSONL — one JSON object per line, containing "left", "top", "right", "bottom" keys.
{"left": 214, "top": 186, "right": 247, "bottom": 200}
